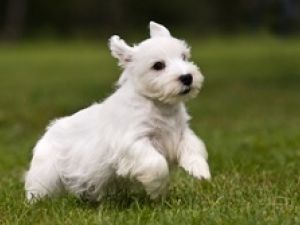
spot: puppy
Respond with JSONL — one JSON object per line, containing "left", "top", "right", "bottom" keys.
{"left": 25, "top": 22, "right": 211, "bottom": 202}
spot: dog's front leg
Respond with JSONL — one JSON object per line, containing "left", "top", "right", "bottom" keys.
{"left": 178, "top": 128, "right": 211, "bottom": 180}
{"left": 116, "top": 138, "right": 169, "bottom": 199}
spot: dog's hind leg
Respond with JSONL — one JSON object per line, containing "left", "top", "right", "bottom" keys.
{"left": 25, "top": 141, "right": 63, "bottom": 201}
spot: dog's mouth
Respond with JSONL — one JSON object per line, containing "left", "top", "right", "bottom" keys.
{"left": 179, "top": 87, "right": 191, "bottom": 95}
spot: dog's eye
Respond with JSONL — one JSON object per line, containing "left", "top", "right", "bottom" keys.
{"left": 182, "top": 53, "right": 187, "bottom": 61}
{"left": 152, "top": 61, "right": 165, "bottom": 71}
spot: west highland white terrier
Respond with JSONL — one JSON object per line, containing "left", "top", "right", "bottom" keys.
{"left": 25, "top": 22, "right": 211, "bottom": 202}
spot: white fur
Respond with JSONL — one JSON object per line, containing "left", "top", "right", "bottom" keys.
{"left": 25, "top": 22, "right": 211, "bottom": 202}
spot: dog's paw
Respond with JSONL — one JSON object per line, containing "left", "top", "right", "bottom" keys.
{"left": 181, "top": 157, "right": 211, "bottom": 180}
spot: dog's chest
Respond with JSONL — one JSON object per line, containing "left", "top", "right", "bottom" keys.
{"left": 148, "top": 112, "right": 184, "bottom": 163}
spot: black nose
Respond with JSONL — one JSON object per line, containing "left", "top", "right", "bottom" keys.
{"left": 179, "top": 74, "right": 193, "bottom": 86}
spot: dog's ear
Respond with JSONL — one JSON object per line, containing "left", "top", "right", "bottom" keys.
{"left": 109, "top": 35, "right": 134, "bottom": 68}
{"left": 149, "top": 21, "right": 171, "bottom": 38}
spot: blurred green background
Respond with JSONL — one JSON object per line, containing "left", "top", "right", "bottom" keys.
{"left": 0, "top": 1, "right": 300, "bottom": 225}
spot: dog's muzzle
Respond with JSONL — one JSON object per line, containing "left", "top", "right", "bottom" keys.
{"left": 179, "top": 87, "right": 191, "bottom": 95}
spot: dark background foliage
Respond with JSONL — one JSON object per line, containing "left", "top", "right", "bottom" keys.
{"left": 1, "top": 0, "right": 300, "bottom": 40}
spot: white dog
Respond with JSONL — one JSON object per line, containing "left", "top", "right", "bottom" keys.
{"left": 25, "top": 22, "right": 211, "bottom": 202}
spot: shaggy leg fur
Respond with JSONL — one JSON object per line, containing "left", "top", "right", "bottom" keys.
{"left": 25, "top": 141, "right": 63, "bottom": 201}
{"left": 178, "top": 129, "right": 211, "bottom": 180}
{"left": 116, "top": 139, "right": 169, "bottom": 199}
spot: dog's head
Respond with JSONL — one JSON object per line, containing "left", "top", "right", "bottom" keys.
{"left": 109, "top": 22, "right": 204, "bottom": 104}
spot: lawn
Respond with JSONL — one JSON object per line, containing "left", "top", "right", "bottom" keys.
{"left": 0, "top": 36, "right": 299, "bottom": 225}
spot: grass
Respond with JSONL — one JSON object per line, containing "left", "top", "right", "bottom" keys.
{"left": 0, "top": 36, "right": 300, "bottom": 225}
